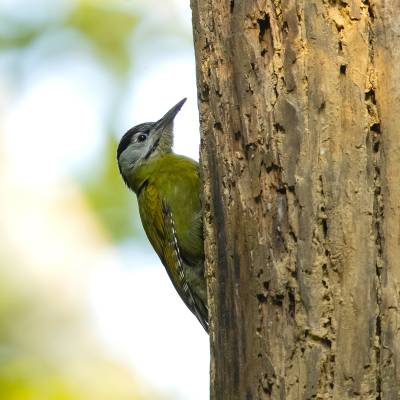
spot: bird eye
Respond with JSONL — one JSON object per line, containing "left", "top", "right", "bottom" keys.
{"left": 137, "top": 133, "right": 148, "bottom": 143}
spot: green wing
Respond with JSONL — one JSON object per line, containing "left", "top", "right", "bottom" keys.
{"left": 138, "top": 183, "right": 208, "bottom": 332}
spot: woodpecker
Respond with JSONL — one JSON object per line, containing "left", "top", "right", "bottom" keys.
{"left": 117, "top": 98, "right": 208, "bottom": 332}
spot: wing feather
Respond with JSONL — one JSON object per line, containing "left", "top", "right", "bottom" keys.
{"left": 138, "top": 183, "right": 208, "bottom": 332}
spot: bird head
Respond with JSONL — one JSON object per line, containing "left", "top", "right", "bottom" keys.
{"left": 117, "top": 98, "right": 186, "bottom": 185}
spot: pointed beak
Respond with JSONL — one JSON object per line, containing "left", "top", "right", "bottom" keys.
{"left": 155, "top": 98, "right": 187, "bottom": 129}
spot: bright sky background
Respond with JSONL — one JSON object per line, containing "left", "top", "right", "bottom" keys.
{"left": 0, "top": 0, "right": 209, "bottom": 399}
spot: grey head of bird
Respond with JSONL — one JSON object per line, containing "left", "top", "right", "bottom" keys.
{"left": 117, "top": 98, "right": 186, "bottom": 186}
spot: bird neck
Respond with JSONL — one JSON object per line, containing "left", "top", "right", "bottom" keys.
{"left": 126, "top": 153, "right": 168, "bottom": 194}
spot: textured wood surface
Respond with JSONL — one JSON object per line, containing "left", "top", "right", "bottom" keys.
{"left": 190, "top": 1, "right": 400, "bottom": 399}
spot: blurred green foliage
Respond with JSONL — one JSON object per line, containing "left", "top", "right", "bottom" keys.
{"left": 68, "top": 1, "right": 139, "bottom": 239}
{"left": 83, "top": 135, "right": 140, "bottom": 241}
{"left": 0, "top": 270, "right": 163, "bottom": 400}
{"left": 0, "top": 26, "right": 41, "bottom": 49}
{"left": 0, "top": 0, "right": 136, "bottom": 74}
{"left": 68, "top": 1, "right": 136, "bottom": 75}
{"left": 0, "top": 0, "right": 160, "bottom": 398}
{"left": 0, "top": 0, "right": 200, "bottom": 395}
{"left": 0, "top": 0, "right": 140, "bottom": 241}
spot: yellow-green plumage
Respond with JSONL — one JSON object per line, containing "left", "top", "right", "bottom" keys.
{"left": 128, "top": 154, "right": 208, "bottom": 331}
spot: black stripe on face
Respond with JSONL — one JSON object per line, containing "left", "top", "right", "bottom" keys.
{"left": 144, "top": 136, "right": 161, "bottom": 160}
{"left": 116, "top": 122, "right": 153, "bottom": 160}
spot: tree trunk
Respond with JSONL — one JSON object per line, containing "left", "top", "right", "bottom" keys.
{"left": 190, "top": 1, "right": 400, "bottom": 399}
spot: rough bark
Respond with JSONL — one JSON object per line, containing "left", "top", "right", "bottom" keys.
{"left": 190, "top": 1, "right": 400, "bottom": 399}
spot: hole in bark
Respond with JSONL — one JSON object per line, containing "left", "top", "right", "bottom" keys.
{"left": 365, "top": 88, "right": 376, "bottom": 104}
{"left": 338, "top": 40, "right": 343, "bottom": 52}
{"left": 230, "top": 0, "right": 234, "bottom": 12}
{"left": 340, "top": 64, "right": 347, "bottom": 74}
{"left": 376, "top": 314, "right": 381, "bottom": 337}
{"left": 277, "top": 186, "right": 286, "bottom": 194}
{"left": 373, "top": 140, "right": 380, "bottom": 153}
{"left": 274, "top": 122, "right": 285, "bottom": 133}
{"left": 322, "top": 218, "right": 328, "bottom": 237}
{"left": 282, "top": 20, "right": 289, "bottom": 35}
{"left": 261, "top": 48, "right": 267, "bottom": 57}
{"left": 263, "top": 382, "right": 273, "bottom": 395}
{"left": 257, "top": 293, "right": 268, "bottom": 303}
{"left": 214, "top": 122, "right": 223, "bottom": 131}
{"left": 371, "top": 123, "right": 381, "bottom": 133}
{"left": 258, "top": 13, "right": 271, "bottom": 41}
{"left": 234, "top": 131, "right": 241, "bottom": 140}
{"left": 272, "top": 293, "right": 284, "bottom": 306}
{"left": 250, "top": 62, "right": 255, "bottom": 70}
{"left": 263, "top": 281, "right": 270, "bottom": 290}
